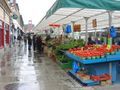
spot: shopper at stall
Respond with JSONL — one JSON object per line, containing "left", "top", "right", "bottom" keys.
{"left": 28, "top": 35, "right": 32, "bottom": 50}
{"left": 36, "top": 36, "right": 43, "bottom": 53}
{"left": 45, "top": 35, "right": 51, "bottom": 42}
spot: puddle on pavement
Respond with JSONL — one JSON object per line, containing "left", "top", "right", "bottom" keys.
{"left": 4, "top": 83, "right": 40, "bottom": 90}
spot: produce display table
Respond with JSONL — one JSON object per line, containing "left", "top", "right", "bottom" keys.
{"left": 68, "top": 70, "right": 100, "bottom": 86}
{"left": 65, "top": 51, "right": 120, "bottom": 86}
{"left": 66, "top": 51, "right": 120, "bottom": 64}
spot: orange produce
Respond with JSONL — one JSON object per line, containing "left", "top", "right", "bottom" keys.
{"left": 68, "top": 45, "right": 119, "bottom": 59}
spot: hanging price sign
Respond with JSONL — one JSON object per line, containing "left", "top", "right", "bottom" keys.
{"left": 49, "top": 24, "right": 60, "bottom": 27}
{"left": 73, "top": 24, "right": 81, "bottom": 32}
{"left": 92, "top": 19, "right": 97, "bottom": 28}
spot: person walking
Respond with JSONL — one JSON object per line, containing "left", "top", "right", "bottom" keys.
{"left": 28, "top": 35, "right": 32, "bottom": 50}
{"left": 33, "top": 35, "right": 36, "bottom": 51}
{"left": 24, "top": 35, "right": 27, "bottom": 46}
{"left": 17, "top": 34, "right": 22, "bottom": 47}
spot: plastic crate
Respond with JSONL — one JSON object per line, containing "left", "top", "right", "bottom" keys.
{"left": 66, "top": 52, "right": 107, "bottom": 64}
{"left": 107, "top": 54, "right": 120, "bottom": 61}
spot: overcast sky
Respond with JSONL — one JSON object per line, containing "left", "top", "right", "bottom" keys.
{"left": 17, "top": 0, "right": 56, "bottom": 25}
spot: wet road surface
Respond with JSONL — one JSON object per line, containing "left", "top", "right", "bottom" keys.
{"left": 0, "top": 44, "right": 83, "bottom": 90}
{"left": 1, "top": 44, "right": 120, "bottom": 90}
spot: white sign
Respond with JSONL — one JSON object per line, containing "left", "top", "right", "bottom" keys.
{"left": 0, "top": 7, "right": 4, "bottom": 21}
{"left": 0, "top": 21, "right": 2, "bottom": 29}
{"left": 5, "top": 13, "right": 10, "bottom": 24}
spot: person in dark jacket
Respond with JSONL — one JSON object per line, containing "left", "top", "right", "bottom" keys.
{"left": 87, "top": 37, "right": 96, "bottom": 45}
{"left": 24, "top": 35, "right": 27, "bottom": 46}
{"left": 36, "top": 35, "right": 46, "bottom": 53}
{"left": 33, "top": 35, "right": 36, "bottom": 51}
{"left": 17, "top": 35, "right": 22, "bottom": 47}
{"left": 36, "top": 36, "right": 43, "bottom": 52}
{"left": 28, "top": 35, "right": 32, "bottom": 50}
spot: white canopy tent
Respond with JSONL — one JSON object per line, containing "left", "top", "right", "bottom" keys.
{"left": 33, "top": 0, "right": 120, "bottom": 38}
{"left": 33, "top": 9, "right": 120, "bottom": 43}
{"left": 34, "top": 9, "right": 120, "bottom": 30}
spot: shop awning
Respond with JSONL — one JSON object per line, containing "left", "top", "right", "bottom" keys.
{"left": 13, "top": 19, "right": 22, "bottom": 30}
{"left": 33, "top": 0, "right": 120, "bottom": 33}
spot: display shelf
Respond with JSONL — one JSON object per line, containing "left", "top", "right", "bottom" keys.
{"left": 68, "top": 70, "right": 99, "bottom": 86}
{"left": 65, "top": 51, "right": 120, "bottom": 84}
{"left": 66, "top": 51, "right": 120, "bottom": 64}
{"left": 65, "top": 52, "right": 107, "bottom": 64}
{"left": 106, "top": 54, "right": 120, "bottom": 61}
{"left": 116, "top": 51, "right": 120, "bottom": 55}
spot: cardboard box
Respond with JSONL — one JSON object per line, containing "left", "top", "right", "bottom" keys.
{"left": 81, "top": 75, "right": 90, "bottom": 81}
{"left": 100, "top": 80, "right": 112, "bottom": 86}
{"left": 106, "top": 80, "right": 112, "bottom": 85}
{"left": 101, "top": 81, "right": 107, "bottom": 86}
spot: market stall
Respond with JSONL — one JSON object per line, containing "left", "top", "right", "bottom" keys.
{"left": 66, "top": 45, "right": 120, "bottom": 86}
{"left": 33, "top": 0, "right": 120, "bottom": 86}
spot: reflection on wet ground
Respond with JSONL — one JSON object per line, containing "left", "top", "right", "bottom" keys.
{"left": 5, "top": 83, "right": 40, "bottom": 90}
{"left": 0, "top": 44, "right": 83, "bottom": 90}
{"left": 1, "top": 44, "right": 119, "bottom": 90}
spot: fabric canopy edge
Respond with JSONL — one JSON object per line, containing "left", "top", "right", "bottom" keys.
{"left": 46, "top": 0, "right": 120, "bottom": 18}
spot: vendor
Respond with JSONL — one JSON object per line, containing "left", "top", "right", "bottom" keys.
{"left": 63, "top": 35, "right": 69, "bottom": 44}
{"left": 87, "top": 37, "right": 96, "bottom": 45}
{"left": 96, "top": 38, "right": 103, "bottom": 44}
{"left": 117, "top": 38, "right": 120, "bottom": 45}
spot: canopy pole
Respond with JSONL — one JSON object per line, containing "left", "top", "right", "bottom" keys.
{"left": 84, "top": 17, "right": 89, "bottom": 45}
{"left": 62, "top": 24, "right": 66, "bottom": 36}
{"left": 94, "top": 27, "right": 97, "bottom": 40}
{"left": 107, "top": 11, "right": 113, "bottom": 48}
{"left": 71, "top": 21, "right": 75, "bottom": 39}
{"left": 108, "top": 10, "right": 113, "bottom": 78}
{"left": 108, "top": 11, "right": 113, "bottom": 35}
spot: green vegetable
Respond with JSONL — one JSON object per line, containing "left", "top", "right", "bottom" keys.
{"left": 55, "top": 39, "right": 85, "bottom": 62}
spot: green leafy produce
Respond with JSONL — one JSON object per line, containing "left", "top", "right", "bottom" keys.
{"left": 55, "top": 39, "right": 85, "bottom": 63}
{"left": 55, "top": 39, "right": 84, "bottom": 53}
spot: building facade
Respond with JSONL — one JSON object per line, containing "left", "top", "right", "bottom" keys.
{"left": 24, "top": 20, "right": 34, "bottom": 34}
{"left": 0, "top": 0, "right": 11, "bottom": 55}
{"left": 8, "top": 0, "right": 24, "bottom": 47}
{"left": 0, "top": 0, "right": 24, "bottom": 57}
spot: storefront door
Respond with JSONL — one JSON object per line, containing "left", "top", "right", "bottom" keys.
{"left": 5, "top": 23, "right": 9, "bottom": 45}
{"left": 0, "top": 20, "right": 4, "bottom": 48}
